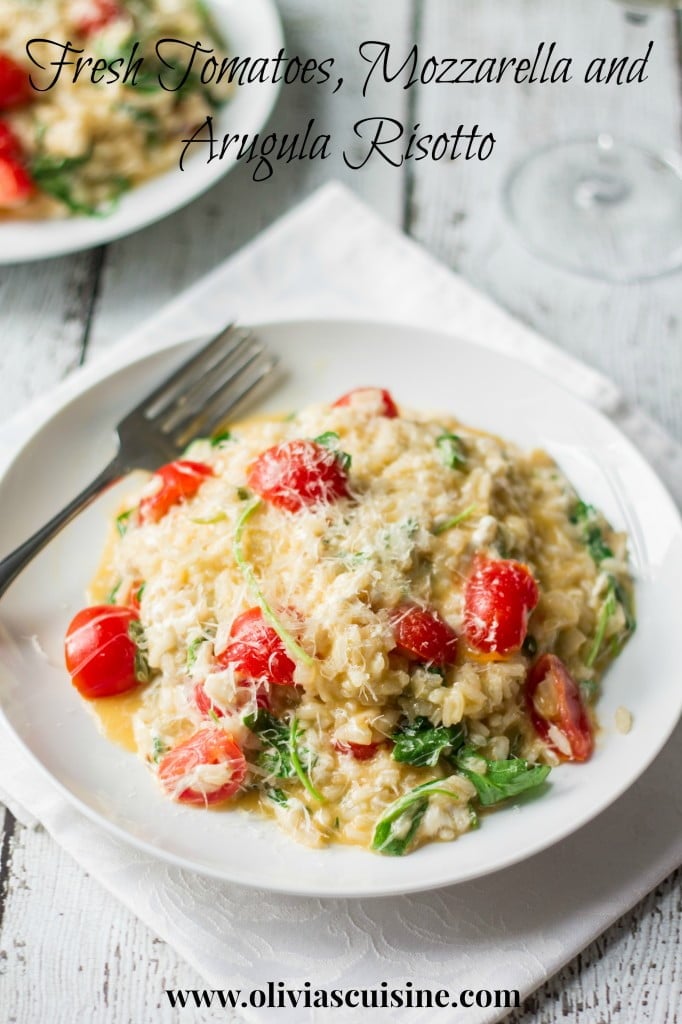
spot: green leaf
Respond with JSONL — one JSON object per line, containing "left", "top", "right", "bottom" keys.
{"left": 392, "top": 717, "right": 466, "bottom": 767}
{"left": 569, "top": 500, "right": 596, "bottom": 524}
{"left": 289, "top": 717, "right": 324, "bottom": 802}
{"left": 266, "top": 787, "right": 289, "bottom": 807}
{"left": 211, "top": 430, "right": 232, "bottom": 447}
{"left": 372, "top": 778, "right": 461, "bottom": 856}
{"left": 127, "top": 619, "right": 151, "bottom": 683}
{"left": 190, "top": 511, "right": 227, "bottom": 525}
{"left": 432, "top": 503, "right": 478, "bottom": 536}
{"left": 151, "top": 737, "right": 167, "bottom": 764}
{"left": 244, "top": 710, "right": 295, "bottom": 778}
{"left": 105, "top": 581, "right": 121, "bottom": 604}
{"left": 186, "top": 635, "right": 207, "bottom": 672}
{"left": 313, "top": 431, "right": 351, "bottom": 472}
{"left": 586, "top": 575, "right": 635, "bottom": 668}
{"left": 233, "top": 499, "right": 314, "bottom": 666}
{"left": 585, "top": 525, "right": 614, "bottom": 564}
{"left": 436, "top": 433, "right": 467, "bottom": 470}
{"left": 116, "top": 509, "right": 135, "bottom": 537}
{"left": 314, "top": 431, "right": 340, "bottom": 447}
{"left": 454, "top": 746, "right": 550, "bottom": 807}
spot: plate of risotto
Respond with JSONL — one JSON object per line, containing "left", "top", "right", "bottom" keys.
{"left": 0, "top": 319, "right": 680, "bottom": 896}
{"left": 0, "top": 0, "right": 282, "bottom": 261}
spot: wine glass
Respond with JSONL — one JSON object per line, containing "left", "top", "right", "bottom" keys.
{"left": 504, "top": 2, "right": 682, "bottom": 282}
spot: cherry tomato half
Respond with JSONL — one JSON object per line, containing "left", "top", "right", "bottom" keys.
{"left": 75, "top": 0, "right": 122, "bottom": 35}
{"left": 218, "top": 608, "right": 297, "bottom": 686}
{"left": 247, "top": 439, "right": 350, "bottom": 512}
{"left": 332, "top": 387, "right": 399, "bottom": 418}
{"left": 0, "top": 55, "right": 32, "bottom": 109}
{"left": 463, "top": 555, "right": 539, "bottom": 656}
{"left": 0, "top": 137, "right": 33, "bottom": 209}
{"left": 193, "top": 681, "right": 225, "bottom": 719}
{"left": 157, "top": 728, "right": 247, "bottom": 805}
{"left": 0, "top": 122, "right": 21, "bottom": 157}
{"left": 138, "top": 460, "right": 213, "bottom": 524}
{"left": 333, "top": 740, "right": 381, "bottom": 761}
{"left": 525, "top": 654, "right": 594, "bottom": 762}
{"left": 64, "top": 605, "right": 143, "bottom": 699}
{"left": 390, "top": 604, "right": 458, "bottom": 667}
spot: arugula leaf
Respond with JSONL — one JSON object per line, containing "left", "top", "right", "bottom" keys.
{"left": 392, "top": 717, "right": 465, "bottom": 767}
{"left": 587, "top": 576, "right": 635, "bottom": 667}
{"left": 436, "top": 432, "right": 467, "bottom": 470}
{"left": 289, "top": 717, "right": 324, "bottom": 802}
{"left": 569, "top": 500, "right": 596, "bottom": 524}
{"left": 584, "top": 525, "right": 614, "bottom": 564}
{"left": 233, "top": 499, "right": 314, "bottom": 666}
{"left": 372, "top": 778, "right": 461, "bottom": 856}
{"left": 244, "top": 710, "right": 294, "bottom": 778}
{"left": 105, "top": 581, "right": 121, "bottom": 604}
{"left": 116, "top": 509, "right": 135, "bottom": 537}
{"left": 313, "top": 431, "right": 352, "bottom": 472}
{"left": 186, "top": 635, "right": 207, "bottom": 672}
{"left": 245, "top": 711, "right": 323, "bottom": 801}
{"left": 211, "top": 430, "right": 232, "bottom": 446}
{"left": 570, "top": 501, "right": 613, "bottom": 563}
{"left": 454, "top": 746, "right": 550, "bottom": 807}
{"left": 127, "top": 619, "right": 151, "bottom": 683}
{"left": 266, "top": 787, "right": 289, "bottom": 807}
{"left": 151, "top": 737, "right": 167, "bottom": 764}
{"left": 432, "top": 503, "right": 477, "bottom": 536}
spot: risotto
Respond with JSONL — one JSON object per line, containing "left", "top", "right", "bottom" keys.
{"left": 64, "top": 387, "right": 635, "bottom": 855}
{"left": 0, "top": 0, "right": 229, "bottom": 217}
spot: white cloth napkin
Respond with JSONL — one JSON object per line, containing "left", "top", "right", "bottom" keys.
{"left": 1, "top": 183, "right": 680, "bottom": 1023}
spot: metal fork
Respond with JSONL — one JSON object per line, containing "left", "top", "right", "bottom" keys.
{"left": 0, "top": 324, "right": 278, "bottom": 599}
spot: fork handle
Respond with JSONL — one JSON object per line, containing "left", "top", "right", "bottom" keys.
{"left": 0, "top": 456, "right": 125, "bottom": 600}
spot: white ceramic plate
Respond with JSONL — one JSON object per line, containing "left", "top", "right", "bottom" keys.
{"left": 0, "top": 0, "right": 283, "bottom": 264}
{"left": 1, "top": 320, "right": 681, "bottom": 897}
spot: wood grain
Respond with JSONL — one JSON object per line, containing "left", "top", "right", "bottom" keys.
{"left": 0, "top": 1, "right": 681, "bottom": 1021}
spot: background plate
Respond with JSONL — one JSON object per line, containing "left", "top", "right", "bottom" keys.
{"left": 0, "top": 319, "right": 680, "bottom": 897}
{"left": 0, "top": 0, "right": 283, "bottom": 263}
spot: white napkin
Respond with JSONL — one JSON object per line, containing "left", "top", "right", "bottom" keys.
{"left": 1, "top": 183, "right": 680, "bottom": 1023}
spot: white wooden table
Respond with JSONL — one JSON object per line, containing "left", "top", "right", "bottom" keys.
{"left": 1, "top": 1, "right": 680, "bottom": 1021}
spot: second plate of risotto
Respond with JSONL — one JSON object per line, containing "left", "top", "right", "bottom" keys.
{"left": 0, "top": 0, "right": 283, "bottom": 261}
{"left": 1, "top": 320, "right": 680, "bottom": 895}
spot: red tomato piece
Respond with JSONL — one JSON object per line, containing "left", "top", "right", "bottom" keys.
{"left": 0, "top": 121, "right": 21, "bottom": 157}
{"left": 64, "top": 605, "right": 143, "bottom": 699}
{"left": 333, "top": 387, "right": 399, "bottom": 418}
{"left": 0, "top": 55, "right": 32, "bottom": 109}
{"left": 463, "top": 555, "right": 539, "bottom": 656}
{"left": 138, "top": 460, "right": 213, "bottom": 524}
{"left": 246, "top": 439, "right": 350, "bottom": 512}
{"left": 333, "top": 740, "right": 381, "bottom": 761}
{"left": 157, "top": 728, "right": 247, "bottom": 805}
{"left": 218, "top": 608, "right": 297, "bottom": 686}
{"left": 0, "top": 154, "right": 33, "bottom": 208}
{"left": 75, "top": 0, "right": 122, "bottom": 35}
{"left": 525, "top": 654, "right": 594, "bottom": 762}
{"left": 390, "top": 604, "right": 458, "bottom": 666}
{"left": 193, "top": 681, "right": 225, "bottom": 719}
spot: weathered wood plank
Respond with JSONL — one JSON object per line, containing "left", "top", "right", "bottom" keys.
{"left": 0, "top": 250, "right": 102, "bottom": 419}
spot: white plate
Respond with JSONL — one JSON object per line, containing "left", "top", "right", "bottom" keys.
{"left": 1, "top": 319, "right": 681, "bottom": 897}
{"left": 0, "top": 0, "right": 283, "bottom": 264}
